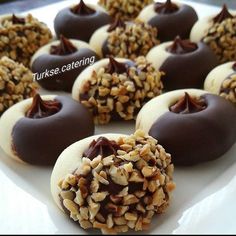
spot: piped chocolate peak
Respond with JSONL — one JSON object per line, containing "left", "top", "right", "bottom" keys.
{"left": 167, "top": 36, "right": 198, "bottom": 54}
{"left": 213, "top": 4, "right": 234, "bottom": 23}
{"left": 50, "top": 35, "right": 77, "bottom": 55}
{"left": 26, "top": 94, "right": 61, "bottom": 119}
{"left": 107, "top": 17, "right": 126, "bottom": 32}
{"left": 71, "top": 0, "right": 95, "bottom": 15}
{"left": 106, "top": 57, "right": 128, "bottom": 74}
{"left": 233, "top": 62, "right": 236, "bottom": 71}
{"left": 12, "top": 14, "right": 25, "bottom": 24}
{"left": 83, "top": 137, "right": 120, "bottom": 160}
{"left": 155, "top": 0, "right": 179, "bottom": 14}
{"left": 170, "top": 92, "right": 206, "bottom": 114}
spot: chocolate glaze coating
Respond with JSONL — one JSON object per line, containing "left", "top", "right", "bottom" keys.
{"left": 32, "top": 48, "right": 99, "bottom": 92}
{"left": 149, "top": 94, "right": 236, "bottom": 166}
{"left": 160, "top": 42, "right": 219, "bottom": 91}
{"left": 12, "top": 96, "right": 94, "bottom": 166}
{"left": 54, "top": 7, "right": 111, "bottom": 42}
{"left": 148, "top": 4, "right": 198, "bottom": 42}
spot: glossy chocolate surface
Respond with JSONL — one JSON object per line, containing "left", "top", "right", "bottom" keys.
{"left": 149, "top": 94, "right": 236, "bottom": 165}
{"left": 213, "top": 4, "right": 233, "bottom": 23}
{"left": 32, "top": 48, "right": 99, "bottom": 92}
{"left": 71, "top": 0, "right": 95, "bottom": 15}
{"left": 54, "top": 5, "right": 111, "bottom": 42}
{"left": 170, "top": 92, "right": 206, "bottom": 114}
{"left": 12, "top": 96, "right": 94, "bottom": 166}
{"left": 107, "top": 17, "right": 125, "bottom": 32}
{"left": 155, "top": 0, "right": 179, "bottom": 14}
{"left": 160, "top": 42, "right": 219, "bottom": 91}
{"left": 105, "top": 57, "right": 128, "bottom": 74}
{"left": 26, "top": 94, "right": 61, "bottom": 119}
{"left": 167, "top": 36, "right": 198, "bottom": 54}
{"left": 148, "top": 4, "right": 198, "bottom": 42}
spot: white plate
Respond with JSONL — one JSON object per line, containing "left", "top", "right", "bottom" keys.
{"left": 1, "top": 0, "right": 236, "bottom": 234}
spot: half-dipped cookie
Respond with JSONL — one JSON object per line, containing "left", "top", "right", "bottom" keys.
{"left": 72, "top": 57, "right": 163, "bottom": 124}
{"left": 0, "top": 94, "right": 94, "bottom": 165}
{"left": 31, "top": 35, "right": 99, "bottom": 92}
{"left": 54, "top": 0, "right": 111, "bottom": 42}
{"left": 204, "top": 61, "right": 236, "bottom": 104}
{"left": 138, "top": 0, "right": 198, "bottom": 42}
{"left": 51, "top": 130, "right": 175, "bottom": 234}
{"left": 99, "top": 0, "right": 153, "bottom": 21}
{"left": 0, "top": 14, "right": 52, "bottom": 67}
{"left": 89, "top": 18, "right": 158, "bottom": 59}
{"left": 190, "top": 4, "right": 236, "bottom": 63}
{"left": 136, "top": 89, "right": 236, "bottom": 166}
{"left": 146, "top": 36, "right": 219, "bottom": 91}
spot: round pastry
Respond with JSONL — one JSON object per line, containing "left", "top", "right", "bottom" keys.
{"left": 136, "top": 89, "right": 236, "bottom": 166}
{"left": 72, "top": 56, "right": 163, "bottom": 124}
{"left": 138, "top": 0, "right": 198, "bottom": 42}
{"left": 99, "top": 0, "right": 153, "bottom": 21}
{"left": 54, "top": 0, "right": 111, "bottom": 42}
{"left": 204, "top": 61, "right": 236, "bottom": 104}
{"left": 0, "top": 14, "right": 52, "bottom": 67}
{"left": 146, "top": 36, "right": 219, "bottom": 91}
{"left": 51, "top": 130, "right": 175, "bottom": 234}
{"left": 31, "top": 35, "right": 99, "bottom": 92}
{"left": 190, "top": 4, "right": 236, "bottom": 63}
{"left": 0, "top": 56, "right": 38, "bottom": 116}
{"left": 89, "top": 18, "right": 158, "bottom": 59}
{"left": 0, "top": 93, "right": 94, "bottom": 165}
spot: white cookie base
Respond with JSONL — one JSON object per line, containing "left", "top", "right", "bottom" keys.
{"left": 72, "top": 58, "right": 132, "bottom": 100}
{"left": 0, "top": 95, "right": 57, "bottom": 163}
{"left": 136, "top": 89, "right": 207, "bottom": 134}
{"left": 89, "top": 25, "right": 109, "bottom": 58}
{"left": 30, "top": 39, "right": 94, "bottom": 67}
{"left": 146, "top": 41, "right": 171, "bottom": 70}
{"left": 204, "top": 62, "right": 235, "bottom": 94}
{"left": 50, "top": 133, "right": 128, "bottom": 212}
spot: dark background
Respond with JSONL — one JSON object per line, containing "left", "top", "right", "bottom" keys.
{"left": 0, "top": 0, "right": 235, "bottom": 14}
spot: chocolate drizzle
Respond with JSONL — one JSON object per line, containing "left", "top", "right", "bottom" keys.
{"left": 154, "top": 0, "right": 179, "bottom": 14}
{"left": 107, "top": 17, "right": 126, "bottom": 32}
{"left": 26, "top": 94, "right": 61, "bottom": 119}
{"left": 170, "top": 92, "right": 206, "bottom": 114}
{"left": 167, "top": 36, "right": 198, "bottom": 54}
{"left": 12, "top": 14, "right": 25, "bottom": 24}
{"left": 83, "top": 137, "right": 120, "bottom": 160}
{"left": 105, "top": 57, "right": 128, "bottom": 74}
{"left": 71, "top": 0, "right": 95, "bottom": 15}
{"left": 213, "top": 4, "right": 233, "bottom": 23}
{"left": 50, "top": 35, "right": 77, "bottom": 55}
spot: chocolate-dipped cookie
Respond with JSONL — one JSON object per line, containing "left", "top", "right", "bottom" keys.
{"left": 204, "top": 61, "right": 236, "bottom": 104}
{"left": 190, "top": 5, "right": 236, "bottom": 63}
{"left": 51, "top": 130, "right": 175, "bottom": 234}
{"left": 136, "top": 89, "right": 236, "bottom": 166}
{"left": 89, "top": 18, "right": 158, "bottom": 59}
{"left": 138, "top": 0, "right": 198, "bottom": 42}
{"left": 99, "top": 0, "right": 153, "bottom": 21}
{"left": 31, "top": 35, "right": 99, "bottom": 92}
{"left": 0, "top": 94, "right": 94, "bottom": 165}
{"left": 146, "top": 36, "right": 219, "bottom": 91}
{"left": 0, "top": 14, "right": 52, "bottom": 67}
{"left": 54, "top": 0, "right": 111, "bottom": 42}
{"left": 72, "top": 57, "right": 163, "bottom": 124}
{"left": 0, "top": 56, "right": 38, "bottom": 116}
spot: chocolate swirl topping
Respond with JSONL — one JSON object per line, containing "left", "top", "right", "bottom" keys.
{"left": 154, "top": 0, "right": 179, "bottom": 14}
{"left": 105, "top": 57, "right": 128, "bottom": 74}
{"left": 167, "top": 36, "right": 198, "bottom": 54}
{"left": 170, "top": 92, "right": 206, "bottom": 114}
{"left": 12, "top": 14, "right": 25, "bottom": 24}
{"left": 26, "top": 94, "right": 61, "bottom": 119}
{"left": 233, "top": 62, "right": 236, "bottom": 71}
{"left": 213, "top": 4, "right": 233, "bottom": 23}
{"left": 107, "top": 17, "right": 126, "bottom": 32}
{"left": 50, "top": 35, "right": 77, "bottom": 55}
{"left": 71, "top": 0, "right": 95, "bottom": 15}
{"left": 83, "top": 137, "right": 120, "bottom": 160}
